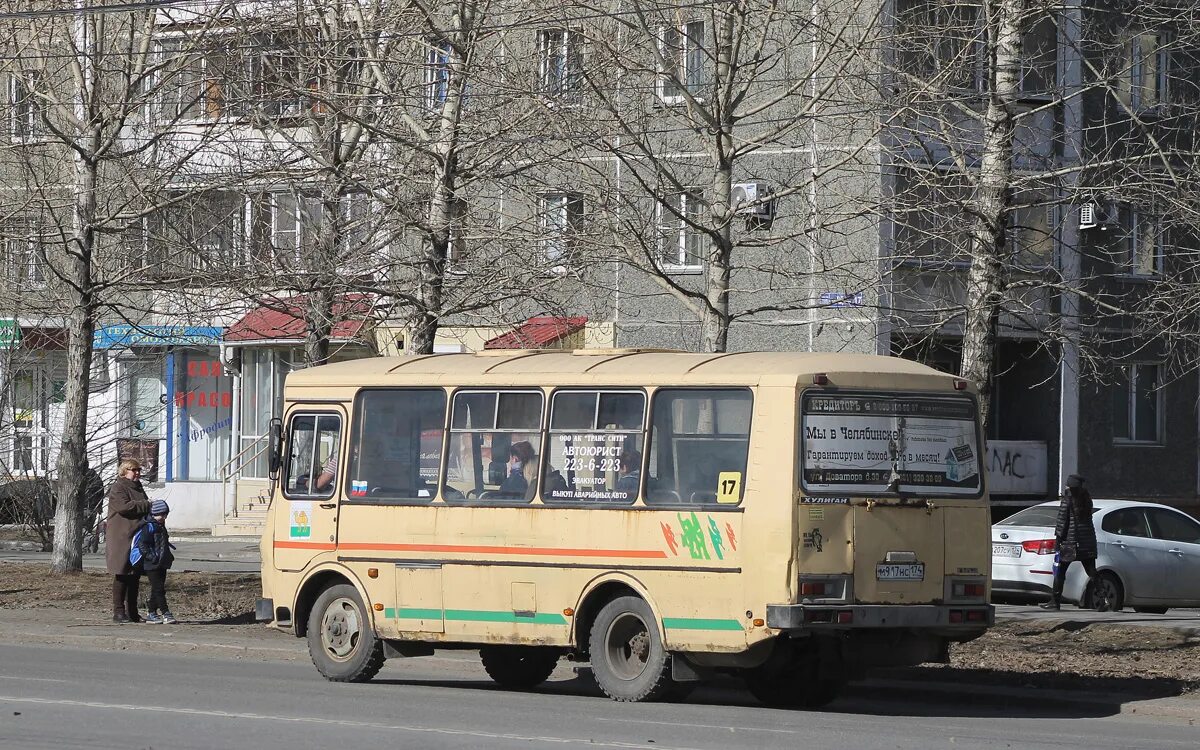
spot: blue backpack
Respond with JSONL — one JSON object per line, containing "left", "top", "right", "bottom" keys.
{"left": 129, "top": 520, "right": 157, "bottom": 567}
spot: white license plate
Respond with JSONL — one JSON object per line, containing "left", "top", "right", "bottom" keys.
{"left": 992, "top": 543, "right": 1022, "bottom": 558}
{"left": 876, "top": 562, "right": 924, "bottom": 581}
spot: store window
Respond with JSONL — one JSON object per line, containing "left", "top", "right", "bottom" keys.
{"left": 238, "top": 349, "right": 290, "bottom": 478}
{"left": 174, "top": 351, "right": 233, "bottom": 481}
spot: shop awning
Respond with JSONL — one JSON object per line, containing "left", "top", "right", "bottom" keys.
{"left": 94, "top": 325, "right": 223, "bottom": 349}
{"left": 484, "top": 316, "right": 587, "bottom": 350}
{"left": 224, "top": 295, "right": 374, "bottom": 345}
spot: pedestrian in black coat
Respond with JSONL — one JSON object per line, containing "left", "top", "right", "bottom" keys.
{"left": 1041, "top": 474, "right": 1098, "bottom": 609}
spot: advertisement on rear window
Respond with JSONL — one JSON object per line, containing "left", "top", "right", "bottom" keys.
{"left": 801, "top": 393, "right": 981, "bottom": 497}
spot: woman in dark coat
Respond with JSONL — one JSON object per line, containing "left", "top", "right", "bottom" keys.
{"left": 105, "top": 459, "right": 151, "bottom": 623}
{"left": 1041, "top": 474, "right": 1098, "bottom": 609}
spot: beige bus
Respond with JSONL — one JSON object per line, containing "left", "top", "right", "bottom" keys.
{"left": 256, "top": 350, "right": 993, "bottom": 706}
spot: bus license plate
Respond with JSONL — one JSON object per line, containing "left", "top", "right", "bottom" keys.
{"left": 876, "top": 562, "right": 924, "bottom": 581}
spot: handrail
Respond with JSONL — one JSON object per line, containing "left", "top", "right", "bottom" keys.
{"left": 221, "top": 436, "right": 269, "bottom": 520}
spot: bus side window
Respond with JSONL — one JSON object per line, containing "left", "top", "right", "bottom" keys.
{"left": 348, "top": 389, "right": 446, "bottom": 502}
{"left": 284, "top": 413, "right": 341, "bottom": 498}
{"left": 545, "top": 390, "right": 645, "bottom": 504}
{"left": 645, "top": 389, "right": 752, "bottom": 506}
{"left": 446, "top": 390, "right": 543, "bottom": 502}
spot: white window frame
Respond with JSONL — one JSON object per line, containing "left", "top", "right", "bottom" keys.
{"left": 424, "top": 38, "right": 453, "bottom": 111}
{"left": 657, "top": 20, "right": 707, "bottom": 104}
{"left": 539, "top": 192, "right": 584, "bottom": 263}
{"left": 657, "top": 190, "right": 705, "bottom": 270}
{"left": 1113, "top": 363, "right": 1163, "bottom": 444}
{"left": 1123, "top": 32, "right": 1169, "bottom": 112}
{"left": 9, "top": 71, "right": 46, "bottom": 139}
{"left": 2, "top": 217, "right": 46, "bottom": 288}
{"left": 537, "top": 28, "right": 584, "bottom": 101}
{"left": 1118, "top": 206, "right": 1163, "bottom": 277}
{"left": 156, "top": 37, "right": 230, "bottom": 123}
{"left": 1008, "top": 203, "right": 1056, "bottom": 269}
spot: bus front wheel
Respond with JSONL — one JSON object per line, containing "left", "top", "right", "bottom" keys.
{"left": 589, "top": 596, "right": 672, "bottom": 702}
{"left": 307, "top": 583, "right": 385, "bottom": 682}
{"left": 480, "top": 645, "right": 560, "bottom": 689}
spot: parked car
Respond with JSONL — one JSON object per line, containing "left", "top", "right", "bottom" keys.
{"left": 991, "top": 499, "right": 1200, "bottom": 612}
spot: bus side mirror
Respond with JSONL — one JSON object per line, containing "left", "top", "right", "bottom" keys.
{"left": 268, "top": 418, "right": 284, "bottom": 480}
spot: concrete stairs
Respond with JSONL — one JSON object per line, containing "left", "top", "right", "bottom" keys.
{"left": 210, "top": 479, "right": 271, "bottom": 537}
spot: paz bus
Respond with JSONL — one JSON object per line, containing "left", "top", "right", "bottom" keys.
{"left": 256, "top": 349, "right": 993, "bottom": 706}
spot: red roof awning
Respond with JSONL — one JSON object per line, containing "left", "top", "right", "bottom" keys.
{"left": 224, "top": 295, "right": 374, "bottom": 344}
{"left": 484, "top": 316, "right": 587, "bottom": 350}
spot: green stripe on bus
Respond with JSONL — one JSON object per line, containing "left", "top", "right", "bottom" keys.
{"left": 662, "top": 617, "right": 744, "bottom": 632}
{"left": 386, "top": 608, "right": 567, "bottom": 625}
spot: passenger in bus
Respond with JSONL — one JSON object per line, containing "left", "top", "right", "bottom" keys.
{"left": 615, "top": 449, "right": 642, "bottom": 499}
{"left": 498, "top": 441, "right": 538, "bottom": 499}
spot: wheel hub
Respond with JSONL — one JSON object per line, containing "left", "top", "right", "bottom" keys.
{"left": 321, "top": 597, "right": 361, "bottom": 660}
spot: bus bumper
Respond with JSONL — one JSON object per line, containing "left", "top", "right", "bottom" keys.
{"left": 255, "top": 598, "right": 275, "bottom": 623}
{"left": 765, "top": 603, "right": 994, "bottom": 632}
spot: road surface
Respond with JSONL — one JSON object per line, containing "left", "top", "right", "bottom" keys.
{"left": 0, "top": 641, "right": 1196, "bottom": 750}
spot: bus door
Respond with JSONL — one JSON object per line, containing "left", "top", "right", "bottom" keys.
{"left": 274, "top": 407, "right": 346, "bottom": 571}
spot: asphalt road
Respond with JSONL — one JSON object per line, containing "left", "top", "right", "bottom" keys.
{"left": 0, "top": 642, "right": 1197, "bottom": 750}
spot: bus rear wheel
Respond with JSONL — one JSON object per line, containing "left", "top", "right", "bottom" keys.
{"left": 480, "top": 645, "right": 560, "bottom": 689}
{"left": 589, "top": 596, "right": 672, "bottom": 702}
{"left": 307, "top": 583, "right": 385, "bottom": 682}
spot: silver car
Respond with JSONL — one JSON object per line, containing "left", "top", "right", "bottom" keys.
{"left": 991, "top": 499, "right": 1200, "bottom": 612}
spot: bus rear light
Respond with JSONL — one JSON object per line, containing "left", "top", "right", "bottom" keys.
{"left": 801, "top": 582, "right": 828, "bottom": 596}
{"left": 966, "top": 610, "right": 986, "bottom": 623}
{"left": 949, "top": 610, "right": 964, "bottom": 624}
{"left": 813, "top": 373, "right": 829, "bottom": 385}
{"left": 1022, "top": 539, "right": 1056, "bottom": 555}
{"left": 836, "top": 610, "right": 853, "bottom": 624}
{"left": 952, "top": 583, "right": 986, "bottom": 598}
{"left": 953, "top": 379, "right": 968, "bottom": 391}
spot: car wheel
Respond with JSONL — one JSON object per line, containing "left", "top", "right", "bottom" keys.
{"left": 1133, "top": 606, "right": 1168, "bottom": 615}
{"left": 1089, "top": 572, "right": 1124, "bottom": 612}
{"left": 588, "top": 596, "right": 672, "bottom": 702}
{"left": 480, "top": 645, "right": 560, "bottom": 689}
{"left": 307, "top": 583, "right": 385, "bottom": 682}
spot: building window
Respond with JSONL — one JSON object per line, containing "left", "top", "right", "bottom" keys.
{"left": 1008, "top": 203, "right": 1055, "bottom": 268}
{"left": 893, "top": 1, "right": 984, "bottom": 92}
{"left": 151, "top": 191, "right": 245, "bottom": 273}
{"left": 424, "top": 38, "right": 453, "bottom": 110}
{"left": 1117, "top": 206, "right": 1162, "bottom": 276}
{"left": 658, "top": 191, "right": 705, "bottom": 269}
{"left": 540, "top": 192, "right": 584, "bottom": 263}
{"left": 1120, "top": 32, "right": 1168, "bottom": 111}
{"left": 1111, "top": 363, "right": 1161, "bottom": 443}
{"left": 2, "top": 218, "right": 45, "bottom": 287}
{"left": 9, "top": 71, "right": 46, "bottom": 138}
{"left": 124, "top": 359, "right": 166, "bottom": 441}
{"left": 1019, "top": 15, "right": 1057, "bottom": 96}
{"left": 238, "top": 348, "right": 291, "bottom": 478}
{"left": 158, "top": 39, "right": 236, "bottom": 121}
{"left": 538, "top": 28, "right": 583, "bottom": 99}
{"left": 659, "top": 20, "right": 707, "bottom": 103}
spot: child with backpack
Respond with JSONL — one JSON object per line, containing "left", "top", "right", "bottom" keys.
{"left": 131, "top": 499, "right": 176, "bottom": 624}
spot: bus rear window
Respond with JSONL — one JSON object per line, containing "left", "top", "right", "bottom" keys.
{"left": 800, "top": 392, "right": 981, "bottom": 498}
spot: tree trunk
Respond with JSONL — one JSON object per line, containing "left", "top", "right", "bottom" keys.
{"left": 51, "top": 138, "right": 100, "bottom": 573}
{"left": 958, "top": 0, "right": 1022, "bottom": 430}
{"left": 699, "top": 6, "right": 737, "bottom": 354}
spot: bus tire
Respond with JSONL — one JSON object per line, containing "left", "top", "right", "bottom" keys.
{"left": 307, "top": 583, "right": 384, "bottom": 682}
{"left": 480, "top": 645, "right": 560, "bottom": 689}
{"left": 589, "top": 596, "right": 672, "bottom": 702}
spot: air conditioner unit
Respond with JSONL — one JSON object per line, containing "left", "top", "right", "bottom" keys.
{"left": 1079, "top": 202, "right": 1097, "bottom": 230}
{"left": 731, "top": 182, "right": 774, "bottom": 218}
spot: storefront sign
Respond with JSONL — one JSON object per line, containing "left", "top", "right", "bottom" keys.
{"left": 0, "top": 319, "right": 21, "bottom": 349}
{"left": 94, "top": 325, "right": 222, "bottom": 349}
{"left": 987, "top": 440, "right": 1048, "bottom": 495}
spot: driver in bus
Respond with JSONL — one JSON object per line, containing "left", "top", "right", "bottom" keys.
{"left": 314, "top": 452, "right": 337, "bottom": 492}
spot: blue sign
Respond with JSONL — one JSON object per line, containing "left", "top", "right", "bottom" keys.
{"left": 818, "top": 291, "right": 865, "bottom": 309}
{"left": 94, "top": 325, "right": 223, "bottom": 349}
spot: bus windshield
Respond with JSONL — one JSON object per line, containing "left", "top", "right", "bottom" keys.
{"left": 800, "top": 391, "right": 982, "bottom": 498}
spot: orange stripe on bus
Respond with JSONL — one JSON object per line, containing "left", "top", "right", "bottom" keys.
{"left": 274, "top": 541, "right": 337, "bottom": 550}
{"left": 332, "top": 542, "right": 669, "bottom": 559}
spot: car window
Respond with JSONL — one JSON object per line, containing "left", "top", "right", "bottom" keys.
{"left": 1100, "top": 508, "right": 1151, "bottom": 538}
{"left": 1146, "top": 508, "right": 1200, "bottom": 544}
{"left": 997, "top": 506, "right": 1058, "bottom": 527}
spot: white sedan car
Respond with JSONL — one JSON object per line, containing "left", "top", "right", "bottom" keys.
{"left": 991, "top": 499, "right": 1200, "bottom": 612}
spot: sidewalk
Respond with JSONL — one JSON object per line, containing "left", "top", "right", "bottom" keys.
{"left": 0, "top": 534, "right": 260, "bottom": 573}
